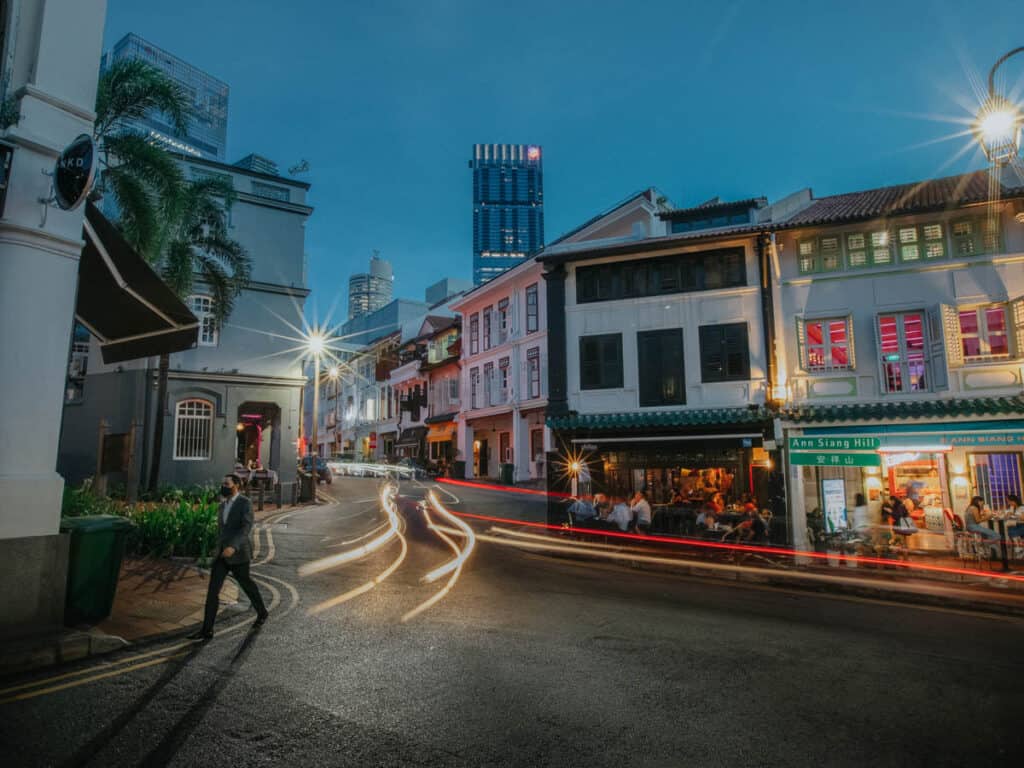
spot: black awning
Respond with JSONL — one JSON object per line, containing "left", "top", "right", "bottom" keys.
{"left": 395, "top": 426, "right": 428, "bottom": 447}
{"left": 76, "top": 201, "right": 199, "bottom": 363}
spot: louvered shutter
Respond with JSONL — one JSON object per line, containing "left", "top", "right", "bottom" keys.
{"left": 795, "top": 317, "right": 807, "bottom": 371}
{"left": 845, "top": 316, "right": 856, "bottom": 370}
{"left": 873, "top": 315, "right": 887, "bottom": 394}
{"left": 1011, "top": 297, "right": 1024, "bottom": 358}
{"left": 941, "top": 304, "right": 964, "bottom": 368}
{"left": 927, "top": 306, "right": 950, "bottom": 391}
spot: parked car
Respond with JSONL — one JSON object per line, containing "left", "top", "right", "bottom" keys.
{"left": 300, "top": 456, "right": 333, "bottom": 484}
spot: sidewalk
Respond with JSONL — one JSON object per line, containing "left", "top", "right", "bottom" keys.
{"left": 1, "top": 557, "right": 240, "bottom": 678}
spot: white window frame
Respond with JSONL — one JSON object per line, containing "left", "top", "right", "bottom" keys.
{"left": 173, "top": 398, "right": 214, "bottom": 460}
{"left": 957, "top": 304, "right": 1013, "bottom": 362}
{"left": 797, "top": 316, "right": 855, "bottom": 373}
{"left": 876, "top": 311, "right": 930, "bottom": 394}
{"left": 527, "top": 347, "right": 541, "bottom": 398}
{"left": 188, "top": 295, "right": 218, "bottom": 346}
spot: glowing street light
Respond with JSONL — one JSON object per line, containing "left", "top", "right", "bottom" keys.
{"left": 304, "top": 329, "right": 333, "bottom": 465}
{"left": 974, "top": 47, "right": 1024, "bottom": 166}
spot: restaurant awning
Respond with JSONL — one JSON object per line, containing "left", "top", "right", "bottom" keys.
{"left": 76, "top": 201, "right": 199, "bottom": 364}
{"left": 427, "top": 423, "right": 456, "bottom": 442}
{"left": 395, "top": 426, "right": 428, "bottom": 448}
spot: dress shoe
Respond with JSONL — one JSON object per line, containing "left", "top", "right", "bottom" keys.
{"left": 188, "top": 629, "right": 214, "bottom": 641}
{"left": 253, "top": 611, "right": 269, "bottom": 628}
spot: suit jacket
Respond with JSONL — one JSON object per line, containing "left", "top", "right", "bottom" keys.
{"left": 217, "top": 494, "right": 254, "bottom": 564}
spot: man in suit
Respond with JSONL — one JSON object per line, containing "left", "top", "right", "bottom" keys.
{"left": 190, "top": 473, "right": 269, "bottom": 641}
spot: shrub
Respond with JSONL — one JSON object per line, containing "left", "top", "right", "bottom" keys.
{"left": 61, "top": 483, "right": 219, "bottom": 560}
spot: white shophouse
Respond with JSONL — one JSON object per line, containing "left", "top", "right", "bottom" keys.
{"left": 452, "top": 259, "right": 550, "bottom": 482}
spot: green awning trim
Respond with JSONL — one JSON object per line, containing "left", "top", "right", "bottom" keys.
{"left": 781, "top": 396, "right": 1024, "bottom": 424}
{"left": 547, "top": 406, "right": 771, "bottom": 431}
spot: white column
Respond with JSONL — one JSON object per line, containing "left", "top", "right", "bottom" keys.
{"left": 458, "top": 421, "right": 474, "bottom": 479}
{"left": 512, "top": 412, "right": 528, "bottom": 482}
{"left": 0, "top": 0, "right": 107, "bottom": 540}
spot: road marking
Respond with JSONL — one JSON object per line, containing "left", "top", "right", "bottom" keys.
{"left": 251, "top": 525, "right": 275, "bottom": 567}
{"left": 251, "top": 524, "right": 262, "bottom": 560}
{"left": 0, "top": 651, "right": 191, "bottom": 705}
{"left": 0, "top": 567, "right": 300, "bottom": 705}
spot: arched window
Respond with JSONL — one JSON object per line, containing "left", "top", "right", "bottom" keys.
{"left": 188, "top": 295, "right": 218, "bottom": 346}
{"left": 174, "top": 399, "right": 214, "bottom": 460}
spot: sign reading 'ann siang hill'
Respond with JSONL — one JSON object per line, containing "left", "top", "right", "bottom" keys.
{"left": 788, "top": 436, "right": 881, "bottom": 451}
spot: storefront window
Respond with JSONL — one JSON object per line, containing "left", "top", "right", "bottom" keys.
{"left": 969, "top": 452, "right": 1023, "bottom": 511}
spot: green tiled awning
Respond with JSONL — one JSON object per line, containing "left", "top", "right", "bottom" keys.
{"left": 547, "top": 406, "right": 772, "bottom": 431}
{"left": 782, "top": 396, "right": 1024, "bottom": 424}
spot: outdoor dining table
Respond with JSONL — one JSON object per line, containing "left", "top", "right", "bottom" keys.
{"left": 988, "top": 515, "right": 1022, "bottom": 572}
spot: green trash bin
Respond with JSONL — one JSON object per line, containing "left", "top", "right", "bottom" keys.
{"left": 60, "top": 515, "right": 134, "bottom": 625}
{"left": 298, "top": 470, "right": 315, "bottom": 502}
{"left": 499, "top": 463, "right": 514, "bottom": 485}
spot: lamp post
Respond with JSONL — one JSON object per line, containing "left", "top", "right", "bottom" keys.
{"left": 307, "top": 333, "right": 325, "bottom": 462}
{"left": 974, "top": 47, "right": 1024, "bottom": 166}
{"left": 328, "top": 365, "right": 340, "bottom": 455}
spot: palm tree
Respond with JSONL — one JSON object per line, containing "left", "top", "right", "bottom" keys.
{"left": 146, "top": 176, "right": 251, "bottom": 492}
{"left": 93, "top": 58, "right": 190, "bottom": 259}
{"left": 91, "top": 58, "right": 251, "bottom": 492}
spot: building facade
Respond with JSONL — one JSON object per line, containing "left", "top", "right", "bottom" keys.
{"left": 774, "top": 171, "right": 1024, "bottom": 550}
{"left": 59, "top": 154, "right": 313, "bottom": 496}
{"left": 347, "top": 253, "right": 393, "bottom": 320}
{"left": 453, "top": 259, "right": 551, "bottom": 482}
{"left": 103, "top": 33, "right": 228, "bottom": 161}
{"left": 471, "top": 143, "right": 544, "bottom": 285}
{"left": 541, "top": 220, "right": 780, "bottom": 518}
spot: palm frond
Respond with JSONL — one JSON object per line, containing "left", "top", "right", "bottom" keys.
{"left": 104, "top": 168, "right": 157, "bottom": 257}
{"left": 94, "top": 59, "right": 192, "bottom": 140}
{"left": 103, "top": 131, "right": 184, "bottom": 202}
{"left": 161, "top": 240, "right": 196, "bottom": 298}
{"left": 195, "top": 254, "right": 237, "bottom": 323}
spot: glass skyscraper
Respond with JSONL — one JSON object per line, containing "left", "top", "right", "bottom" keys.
{"left": 471, "top": 144, "right": 544, "bottom": 285}
{"left": 348, "top": 254, "right": 394, "bottom": 320}
{"left": 103, "top": 33, "right": 229, "bottom": 161}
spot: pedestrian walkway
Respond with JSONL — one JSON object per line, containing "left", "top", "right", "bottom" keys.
{"left": 96, "top": 557, "right": 239, "bottom": 642}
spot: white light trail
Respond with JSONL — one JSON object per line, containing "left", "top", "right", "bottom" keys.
{"left": 298, "top": 485, "right": 401, "bottom": 577}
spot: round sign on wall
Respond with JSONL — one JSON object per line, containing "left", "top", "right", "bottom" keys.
{"left": 53, "top": 133, "right": 95, "bottom": 211}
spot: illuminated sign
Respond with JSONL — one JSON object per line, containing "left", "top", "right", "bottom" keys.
{"left": 789, "top": 436, "right": 880, "bottom": 451}
{"left": 527, "top": 146, "right": 540, "bottom": 160}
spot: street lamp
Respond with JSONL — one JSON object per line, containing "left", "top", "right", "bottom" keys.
{"left": 974, "top": 47, "right": 1024, "bottom": 166}
{"left": 306, "top": 331, "right": 327, "bottom": 463}
{"left": 327, "top": 365, "right": 340, "bottom": 455}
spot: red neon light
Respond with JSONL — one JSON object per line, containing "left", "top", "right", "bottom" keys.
{"left": 445, "top": 508, "right": 1024, "bottom": 585}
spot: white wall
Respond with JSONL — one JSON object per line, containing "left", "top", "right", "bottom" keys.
{"left": 564, "top": 241, "right": 768, "bottom": 415}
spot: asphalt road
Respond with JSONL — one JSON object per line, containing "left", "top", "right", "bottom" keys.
{"left": 2, "top": 477, "right": 1022, "bottom": 767}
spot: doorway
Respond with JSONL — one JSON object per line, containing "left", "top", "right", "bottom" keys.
{"left": 478, "top": 438, "right": 489, "bottom": 477}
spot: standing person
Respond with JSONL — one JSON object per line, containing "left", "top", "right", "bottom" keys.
{"left": 631, "top": 490, "right": 653, "bottom": 534}
{"left": 190, "top": 473, "right": 268, "bottom": 641}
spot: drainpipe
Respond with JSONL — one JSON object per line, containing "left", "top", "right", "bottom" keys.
{"left": 756, "top": 232, "right": 778, "bottom": 404}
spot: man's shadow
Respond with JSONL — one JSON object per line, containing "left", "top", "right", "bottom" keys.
{"left": 137, "top": 626, "right": 262, "bottom": 768}
{"left": 57, "top": 626, "right": 262, "bottom": 768}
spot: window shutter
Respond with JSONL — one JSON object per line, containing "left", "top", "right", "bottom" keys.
{"left": 872, "top": 316, "right": 887, "bottom": 394}
{"left": 795, "top": 317, "right": 808, "bottom": 371}
{"left": 941, "top": 303, "right": 964, "bottom": 368}
{"left": 1004, "top": 295, "right": 1024, "bottom": 358}
{"left": 927, "top": 306, "right": 950, "bottom": 391}
{"left": 845, "top": 316, "right": 856, "bottom": 370}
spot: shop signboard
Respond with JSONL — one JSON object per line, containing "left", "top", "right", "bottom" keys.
{"left": 789, "top": 437, "right": 880, "bottom": 451}
{"left": 822, "top": 478, "right": 848, "bottom": 532}
{"left": 789, "top": 452, "right": 880, "bottom": 467}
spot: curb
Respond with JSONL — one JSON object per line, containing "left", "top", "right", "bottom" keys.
{"left": 0, "top": 629, "right": 129, "bottom": 678}
{"left": 501, "top": 536, "right": 1024, "bottom": 618}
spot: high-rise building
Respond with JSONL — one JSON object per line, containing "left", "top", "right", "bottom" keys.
{"left": 471, "top": 143, "right": 544, "bottom": 285}
{"left": 103, "top": 33, "right": 229, "bottom": 161}
{"left": 348, "top": 253, "right": 394, "bottom": 320}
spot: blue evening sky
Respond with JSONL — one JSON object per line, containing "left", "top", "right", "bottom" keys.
{"left": 104, "top": 1, "right": 1023, "bottom": 323}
